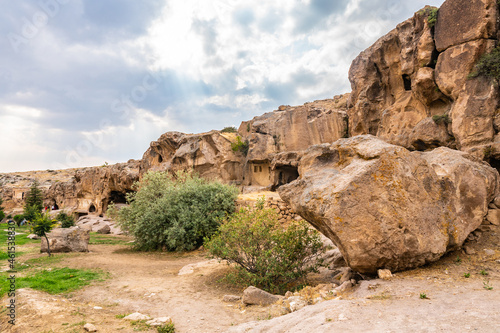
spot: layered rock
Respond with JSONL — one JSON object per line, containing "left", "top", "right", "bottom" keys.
{"left": 41, "top": 226, "right": 90, "bottom": 253}
{"left": 348, "top": 0, "right": 500, "bottom": 155}
{"left": 279, "top": 136, "right": 499, "bottom": 274}
{"left": 239, "top": 97, "right": 349, "bottom": 187}
{"left": 140, "top": 130, "right": 244, "bottom": 184}
{"left": 44, "top": 160, "right": 140, "bottom": 215}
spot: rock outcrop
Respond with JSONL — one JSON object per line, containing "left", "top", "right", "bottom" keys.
{"left": 348, "top": 0, "right": 499, "bottom": 157}
{"left": 44, "top": 160, "right": 140, "bottom": 216}
{"left": 279, "top": 135, "right": 499, "bottom": 274}
{"left": 41, "top": 226, "right": 90, "bottom": 253}
{"left": 140, "top": 130, "right": 244, "bottom": 184}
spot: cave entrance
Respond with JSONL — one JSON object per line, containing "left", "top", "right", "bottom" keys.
{"left": 402, "top": 74, "right": 412, "bottom": 91}
{"left": 158, "top": 154, "right": 163, "bottom": 163}
{"left": 488, "top": 157, "right": 500, "bottom": 173}
{"left": 273, "top": 166, "right": 299, "bottom": 189}
{"left": 109, "top": 191, "right": 128, "bottom": 204}
{"left": 89, "top": 204, "right": 97, "bottom": 213}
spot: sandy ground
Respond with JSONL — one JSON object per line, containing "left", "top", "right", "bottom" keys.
{"left": 0, "top": 225, "right": 499, "bottom": 333}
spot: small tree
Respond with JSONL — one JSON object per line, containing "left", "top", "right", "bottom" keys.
{"left": 24, "top": 180, "right": 44, "bottom": 221}
{"left": 0, "top": 197, "right": 4, "bottom": 221}
{"left": 31, "top": 212, "right": 57, "bottom": 256}
{"left": 205, "top": 198, "right": 326, "bottom": 294}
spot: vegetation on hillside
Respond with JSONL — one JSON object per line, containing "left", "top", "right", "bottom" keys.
{"left": 205, "top": 197, "right": 326, "bottom": 294}
{"left": 221, "top": 126, "right": 237, "bottom": 133}
{"left": 469, "top": 46, "right": 500, "bottom": 82}
{"left": 231, "top": 136, "right": 249, "bottom": 156}
{"left": 56, "top": 211, "right": 75, "bottom": 228}
{"left": 110, "top": 171, "right": 238, "bottom": 251}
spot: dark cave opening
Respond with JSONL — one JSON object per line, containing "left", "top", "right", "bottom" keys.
{"left": 89, "top": 204, "right": 96, "bottom": 213}
{"left": 402, "top": 74, "right": 412, "bottom": 91}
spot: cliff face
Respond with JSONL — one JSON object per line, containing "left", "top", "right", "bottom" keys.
{"left": 3, "top": 0, "right": 500, "bottom": 218}
{"left": 348, "top": 0, "right": 499, "bottom": 158}
{"left": 140, "top": 131, "right": 244, "bottom": 184}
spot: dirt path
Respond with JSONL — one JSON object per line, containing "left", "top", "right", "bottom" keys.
{"left": 1, "top": 225, "right": 499, "bottom": 333}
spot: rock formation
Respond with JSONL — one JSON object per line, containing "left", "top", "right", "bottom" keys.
{"left": 140, "top": 130, "right": 244, "bottom": 184}
{"left": 44, "top": 160, "right": 140, "bottom": 216}
{"left": 279, "top": 135, "right": 499, "bottom": 273}
{"left": 348, "top": 0, "right": 499, "bottom": 159}
{"left": 2, "top": 0, "right": 500, "bottom": 274}
{"left": 41, "top": 226, "right": 90, "bottom": 253}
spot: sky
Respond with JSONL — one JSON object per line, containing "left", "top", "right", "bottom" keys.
{"left": 0, "top": 0, "right": 445, "bottom": 173}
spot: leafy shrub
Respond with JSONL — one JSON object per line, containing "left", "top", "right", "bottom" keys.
{"left": 205, "top": 198, "right": 326, "bottom": 294}
{"left": 469, "top": 46, "right": 500, "bottom": 82}
{"left": 113, "top": 171, "right": 238, "bottom": 251}
{"left": 13, "top": 214, "right": 24, "bottom": 226}
{"left": 56, "top": 212, "right": 75, "bottom": 228}
{"left": 432, "top": 114, "right": 451, "bottom": 124}
{"left": 221, "top": 126, "right": 237, "bottom": 133}
{"left": 418, "top": 7, "right": 438, "bottom": 29}
{"left": 231, "top": 136, "right": 249, "bottom": 156}
{"left": 157, "top": 320, "right": 175, "bottom": 333}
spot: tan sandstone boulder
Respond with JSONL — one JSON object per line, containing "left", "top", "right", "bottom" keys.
{"left": 434, "top": 0, "right": 497, "bottom": 52}
{"left": 41, "top": 226, "right": 90, "bottom": 253}
{"left": 279, "top": 135, "right": 499, "bottom": 274}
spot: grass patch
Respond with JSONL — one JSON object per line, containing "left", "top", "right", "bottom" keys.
{"left": 0, "top": 267, "right": 106, "bottom": 297}
{"left": 0, "top": 225, "right": 40, "bottom": 247}
{"left": 89, "top": 232, "right": 132, "bottom": 245}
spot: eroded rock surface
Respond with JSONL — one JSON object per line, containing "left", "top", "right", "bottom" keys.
{"left": 41, "top": 226, "right": 90, "bottom": 253}
{"left": 279, "top": 136, "right": 499, "bottom": 274}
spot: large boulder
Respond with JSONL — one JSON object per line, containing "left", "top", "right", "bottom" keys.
{"left": 41, "top": 226, "right": 90, "bottom": 253}
{"left": 434, "top": 0, "right": 497, "bottom": 52}
{"left": 279, "top": 136, "right": 499, "bottom": 274}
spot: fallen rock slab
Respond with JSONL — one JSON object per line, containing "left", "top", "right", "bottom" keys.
{"left": 123, "top": 312, "right": 151, "bottom": 321}
{"left": 41, "top": 226, "right": 90, "bottom": 253}
{"left": 243, "top": 286, "right": 281, "bottom": 306}
{"left": 280, "top": 135, "right": 499, "bottom": 274}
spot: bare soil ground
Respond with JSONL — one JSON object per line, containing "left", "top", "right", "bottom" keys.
{"left": 1, "top": 225, "right": 499, "bottom": 333}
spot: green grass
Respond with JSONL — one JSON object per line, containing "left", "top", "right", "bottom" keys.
{"left": 0, "top": 267, "right": 105, "bottom": 297}
{"left": 0, "top": 224, "right": 40, "bottom": 247}
{"left": 89, "top": 232, "right": 132, "bottom": 245}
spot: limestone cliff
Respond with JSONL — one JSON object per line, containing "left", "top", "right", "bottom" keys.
{"left": 3, "top": 0, "right": 500, "bottom": 223}
{"left": 348, "top": 0, "right": 499, "bottom": 159}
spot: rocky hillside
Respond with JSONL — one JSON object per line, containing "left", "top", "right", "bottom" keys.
{"left": 2, "top": 0, "right": 500, "bottom": 272}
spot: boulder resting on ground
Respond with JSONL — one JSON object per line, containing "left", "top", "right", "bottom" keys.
{"left": 279, "top": 135, "right": 499, "bottom": 274}
{"left": 41, "top": 226, "right": 90, "bottom": 253}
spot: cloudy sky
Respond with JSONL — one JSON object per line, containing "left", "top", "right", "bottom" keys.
{"left": 0, "top": 0, "right": 445, "bottom": 173}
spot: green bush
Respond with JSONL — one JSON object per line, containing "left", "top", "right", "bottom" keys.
{"left": 231, "top": 136, "right": 249, "bottom": 156}
{"left": 221, "top": 126, "right": 237, "bottom": 133}
{"left": 157, "top": 321, "right": 175, "bottom": 333}
{"left": 13, "top": 214, "right": 24, "bottom": 226}
{"left": 469, "top": 46, "right": 500, "bottom": 82}
{"left": 418, "top": 7, "right": 438, "bottom": 29}
{"left": 205, "top": 198, "right": 326, "bottom": 294}
{"left": 113, "top": 171, "right": 238, "bottom": 251}
{"left": 432, "top": 114, "right": 451, "bottom": 124}
{"left": 56, "top": 212, "right": 75, "bottom": 228}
